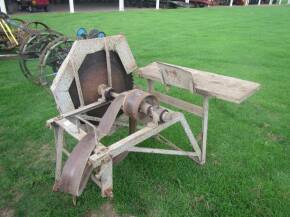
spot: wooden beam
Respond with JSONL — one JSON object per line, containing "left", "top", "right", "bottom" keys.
{"left": 107, "top": 113, "right": 181, "bottom": 157}
{"left": 153, "top": 91, "right": 203, "bottom": 117}
{"left": 62, "top": 148, "right": 70, "bottom": 157}
{"left": 70, "top": 60, "right": 85, "bottom": 107}
{"left": 128, "top": 147, "right": 199, "bottom": 158}
{"left": 61, "top": 100, "right": 108, "bottom": 118}
{"left": 54, "top": 126, "right": 64, "bottom": 181}
{"left": 104, "top": 39, "right": 112, "bottom": 87}
{"left": 200, "top": 96, "right": 209, "bottom": 164}
{"left": 54, "top": 118, "right": 87, "bottom": 141}
{"left": 139, "top": 62, "right": 260, "bottom": 104}
{"left": 179, "top": 114, "right": 201, "bottom": 158}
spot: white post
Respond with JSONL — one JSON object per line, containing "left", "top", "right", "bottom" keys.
{"left": 119, "top": 0, "right": 124, "bottom": 11}
{"left": 258, "top": 0, "right": 261, "bottom": 5}
{"left": 69, "top": 0, "right": 74, "bottom": 13}
{"left": 230, "top": 0, "right": 234, "bottom": 6}
{"left": 279, "top": 0, "right": 281, "bottom": 4}
{"left": 185, "top": 0, "right": 190, "bottom": 3}
{"left": 269, "top": 0, "right": 273, "bottom": 5}
{"left": 288, "top": 0, "right": 290, "bottom": 4}
{"left": 0, "top": 0, "right": 7, "bottom": 14}
{"left": 156, "top": 0, "right": 160, "bottom": 9}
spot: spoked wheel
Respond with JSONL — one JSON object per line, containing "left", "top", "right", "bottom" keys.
{"left": 22, "top": 21, "right": 50, "bottom": 35}
{"left": 6, "top": 18, "right": 26, "bottom": 49}
{"left": 39, "top": 36, "right": 74, "bottom": 86}
{"left": 21, "top": 21, "right": 62, "bottom": 39}
{"left": 19, "top": 31, "right": 60, "bottom": 84}
{"left": 0, "top": 18, "right": 25, "bottom": 50}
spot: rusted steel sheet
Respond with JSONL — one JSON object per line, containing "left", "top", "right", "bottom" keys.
{"left": 53, "top": 132, "right": 95, "bottom": 196}
{"left": 123, "top": 89, "right": 158, "bottom": 121}
{"left": 98, "top": 94, "right": 125, "bottom": 136}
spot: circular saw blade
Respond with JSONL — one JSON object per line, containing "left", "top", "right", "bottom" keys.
{"left": 68, "top": 50, "right": 133, "bottom": 117}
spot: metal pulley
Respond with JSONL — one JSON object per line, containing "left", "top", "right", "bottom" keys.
{"left": 123, "top": 89, "right": 169, "bottom": 123}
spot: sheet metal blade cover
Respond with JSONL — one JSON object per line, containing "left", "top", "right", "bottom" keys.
{"left": 97, "top": 94, "right": 126, "bottom": 136}
{"left": 53, "top": 132, "right": 95, "bottom": 196}
{"left": 54, "top": 95, "right": 126, "bottom": 196}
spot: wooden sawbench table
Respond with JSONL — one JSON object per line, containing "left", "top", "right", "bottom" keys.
{"left": 138, "top": 62, "right": 260, "bottom": 164}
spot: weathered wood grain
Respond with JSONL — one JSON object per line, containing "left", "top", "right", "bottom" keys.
{"left": 138, "top": 62, "right": 260, "bottom": 104}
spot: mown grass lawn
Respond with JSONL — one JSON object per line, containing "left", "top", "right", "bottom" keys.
{"left": 1, "top": 5, "right": 290, "bottom": 217}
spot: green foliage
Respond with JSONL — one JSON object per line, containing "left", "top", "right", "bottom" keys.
{"left": 1, "top": 6, "right": 290, "bottom": 217}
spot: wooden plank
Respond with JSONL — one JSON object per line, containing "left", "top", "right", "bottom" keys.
{"left": 104, "top": 38, "right": 112, "bottom": 87}
{"left": 138, "top": 62, "right": 260, "bottom": 104}
{"left": 70, "top": 60, "right": 85, "bottom": 106}
{"left": 55, "top": 118, "right": 87, "bottom": 141}
{"left": 128, "top": 147, "right": 199, "bottom": 157}
{"left": 200, "top": 96, "right": 209, "bottom": 164}
{"left": 62, "top": 148, "right": 70, "bottom": 157}
{"left": 153, "top": 91, "right": 203, "bottom": 117}
{"left": 105, "top": 113, "right": 181, "bottom": 158}
{"left": 46, "top": 101, "right": 107, "bottom": 127}
{"left": 113, "top": 35, "right": 138, "bottom": 73}
{"left": 62, "top": 100, "right": 109, "bottom": 118}
{"left": 54, "top": 126, "right": 64, "bottom": 181}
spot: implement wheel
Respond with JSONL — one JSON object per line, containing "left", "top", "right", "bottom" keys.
{"left": 39, "top": 36, "right": 74, "bottom": 86}
{"left": 19, "top": 31, "right": 61, "bottom": 84}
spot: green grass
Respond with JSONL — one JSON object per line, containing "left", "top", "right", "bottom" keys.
{"left": 1, "top": 5, "right": 290, "bottom": 217}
